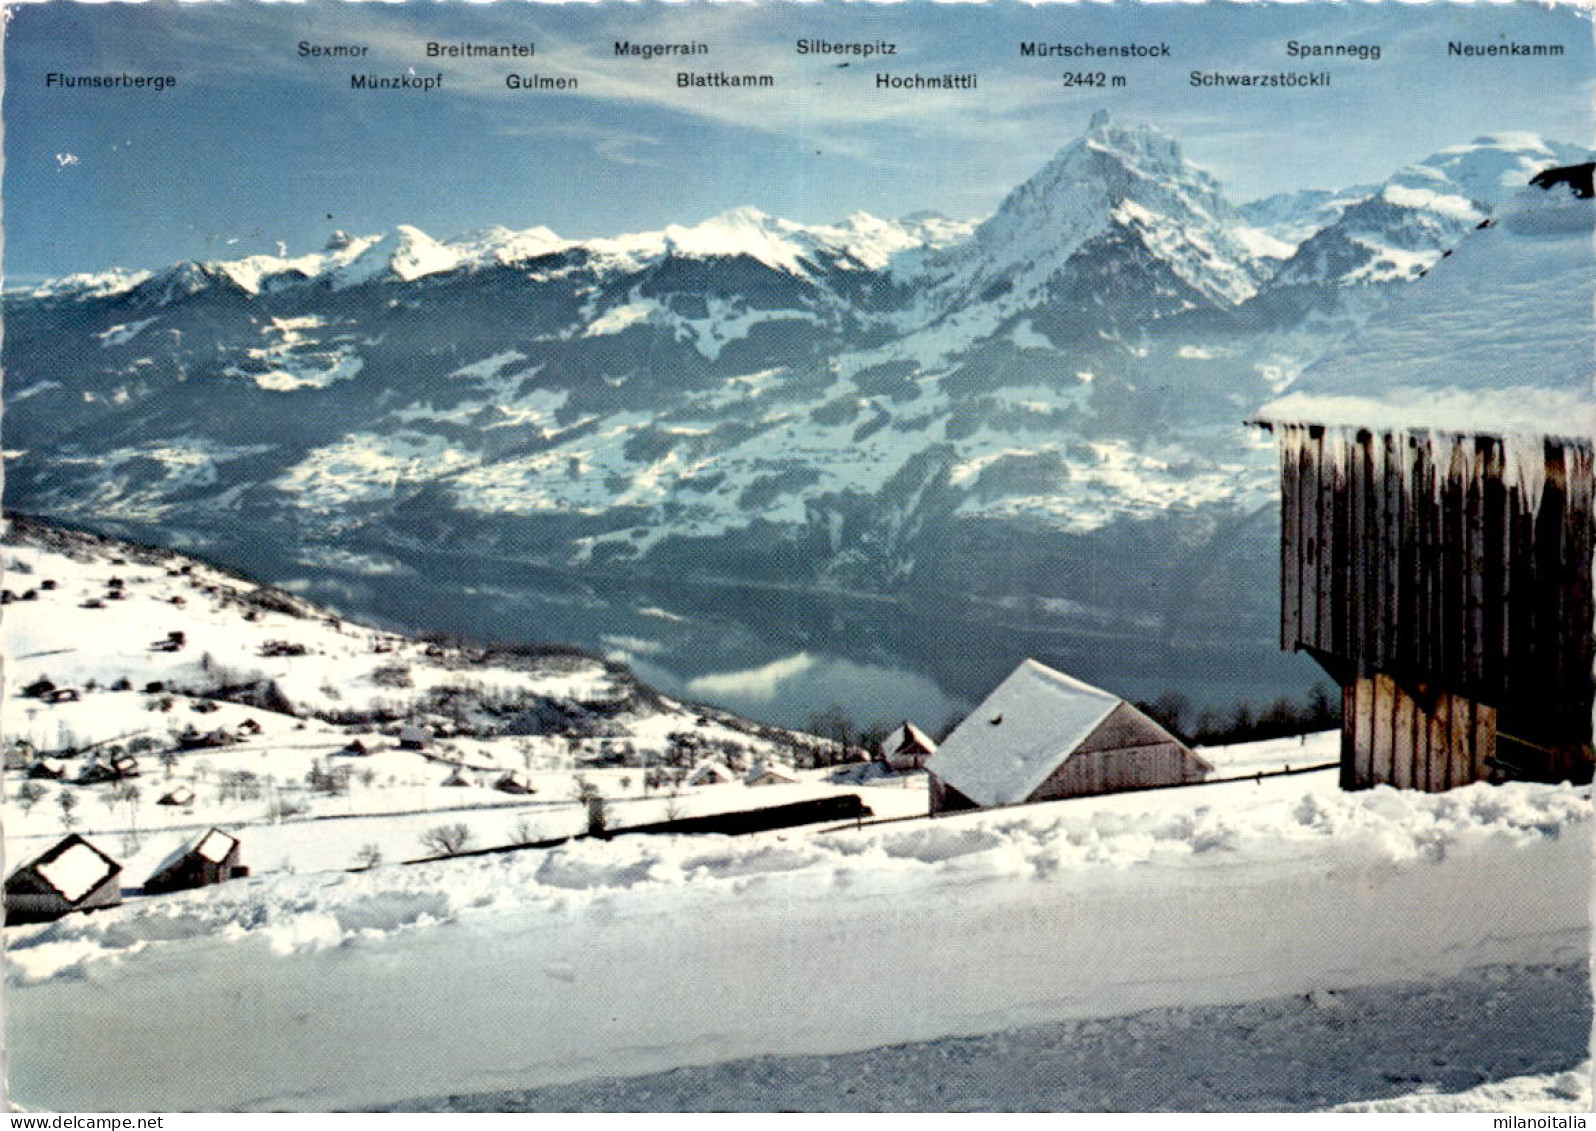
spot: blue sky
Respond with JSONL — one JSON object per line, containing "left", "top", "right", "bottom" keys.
{"left": 7, "top": 1, "right": 1592, "bottom": 283}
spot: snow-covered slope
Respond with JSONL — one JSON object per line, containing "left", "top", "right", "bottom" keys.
{"left": 2, "top": 517, "right": 904, "bottom": 886}
{"left": 7, "top": 753, "right": 1586, "bottom": 1109}
{"left": 1260, "top": 163, "right": 1596, "bottom": 439}
{"left": 1268, "top": 134, "right": 1590, "bottom": 288}
{"left": 1235, "top": 186, "right": 1375, "bottom": 261}
{"left": 5, "top": 520, "right": 1586, "bottom": 1111}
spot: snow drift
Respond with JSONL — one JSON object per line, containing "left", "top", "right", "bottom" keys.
{"left": 6, "top": 773, "right": 1587, "bottom": 1110}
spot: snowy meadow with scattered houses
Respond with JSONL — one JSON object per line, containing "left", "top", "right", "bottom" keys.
{"left": 2, "top": 516, "right": 1589, "bottom": 1111}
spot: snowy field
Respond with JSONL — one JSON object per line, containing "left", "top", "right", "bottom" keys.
{"left": 3, "top": 521, "right": 901, "bottom": 885}
{"left": 7, "top": 768, "right": 1588, "bottom": 1111}
{"left": 4, "top": 522, "right": 1590, "bottom": 1112}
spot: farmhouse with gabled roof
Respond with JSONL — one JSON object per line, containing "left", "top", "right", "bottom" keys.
{"left": 926, "top": 659, "right": 1210, "bottom": 813}
{"left": 879, "top": 721, "right": 937, "bottom": 772}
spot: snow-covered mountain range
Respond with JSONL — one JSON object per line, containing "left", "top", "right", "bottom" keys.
{"left": 6, "top": 116, "right": 1584, "bottom": 718}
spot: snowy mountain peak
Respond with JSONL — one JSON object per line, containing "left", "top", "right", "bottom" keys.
{"left": 1267, "top": 131, "right": 1587, "bottom": 289}
{"left": 941, "top": 115, "right": 1259, "bottom": 314}
{"left": 1398, "top": 133, "right": 1590, "bottom": 209}
{"left": 388, "top": 224, "right": 463, "bottom": 282}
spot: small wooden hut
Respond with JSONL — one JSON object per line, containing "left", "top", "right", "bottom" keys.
{"left": 5, "top": 835, "right": 123, "bottom": 924}
{"left": 927, "top": 659, "right": 1210, "bottom": 814}
{"left": 879, "top": 721, "right": 937, "bottom": 772}
{"left": 156, "top": 785, "right": 197, "bottom": 806}
{"left": 1255, "top": 163, "right": 1596, "bottom": 791}
{"left": 494, "top": 770, "right": 536, "bottom": 795}
{"left": 398, "top": 725, "right": 432, "bottom": 751}
{"left": 144, "top": 828, "right": 246, "bottom": 894}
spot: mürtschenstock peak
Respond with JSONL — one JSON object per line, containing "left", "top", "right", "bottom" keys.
{"left": 5, "top": 115, "right": 1581, "bottom": 710}
{"left": 929, "top": 111, "right": 1261, "bottom": 324}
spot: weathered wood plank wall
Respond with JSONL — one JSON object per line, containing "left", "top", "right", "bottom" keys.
{"left": 1342, "top": 674, "right": 1496, "bottom": 792}
{"left": 1276, "top": 426, "right": 1594, "bottom": 757}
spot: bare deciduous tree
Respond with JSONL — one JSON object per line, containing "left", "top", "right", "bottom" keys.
{"left": 419, "top": 823, "right": 473, "bottom": 857}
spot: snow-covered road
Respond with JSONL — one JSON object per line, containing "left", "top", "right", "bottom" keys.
{"left": 7, "top": 774, "right": 1587, "bottom": 1111}
{"left": 384, "top": 964, "right": 1590, "bottom": 1112}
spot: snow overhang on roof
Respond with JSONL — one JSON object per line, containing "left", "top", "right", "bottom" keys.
{"left": 1256, "top": 163, "right": 1596, "bottom": 444}
{"left": 885, "top": 721, "right": 936, "bottom": 756}
{"left": 35, "top": 840, "right": 117, "bottom": 902}
{"left": 196, "top": 829, "right": 237, "bottom": 864}
{"left": 925, "top": 659, "right": 1121, "bottom": 808}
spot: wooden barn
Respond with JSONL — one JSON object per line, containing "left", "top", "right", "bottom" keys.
{"left": 879, "top": 721, "right": 937, "bottom": 772}
{"left": 927, "top": 659, "right": 1211, "bottom": 814}
{"left": 1255, "top": 163, "right": 1596, "bottom": 791}
{"left": 5, "top": 835, "right": 123, "bottom": 924}
{"left": 144, "top": 828, "right": 246, "bottom": 894}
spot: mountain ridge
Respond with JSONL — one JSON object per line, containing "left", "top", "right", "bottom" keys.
{"left": 5, "top": 117, "right": 1581, "bottom": 722}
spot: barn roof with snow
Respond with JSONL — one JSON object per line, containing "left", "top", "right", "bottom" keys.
{"left": 145, "top": 827, "right": 244, "bottom": 894}
{"left": 745, "top": 762, "right": 798, "bottom": 787}
{"left": 5, "top": 834, "right": 123, "bottom": 922}
{"left": 686, "top": 759, "right": 735, "bottom": 786}
{"left": 930, "top": 661, "right": 1121, "bottom": 806}
{"left": 880, "top": 721, "right": 937, "bottom": 770}
{"left": 927, "top": 660, "right": 1208, "bottom": 810}
{"left": 1257, "top": 163, "right": 1595, "bottom": 442}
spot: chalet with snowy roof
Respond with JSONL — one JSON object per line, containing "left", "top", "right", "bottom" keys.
{"left": 685, "top": 760, "right": 735, "bottom": 787}
{"left": 157, "top": 785, "right": 197, "bottom": 807}
{"left": 397, "top": 724, "right": 432, "bottom": 751}
{"left": 879, "top": 721, "right": 937, "bottom": 772}
{"left": 144, "top": 828, "right": 246, "bottom": 894}
{"left": 1254, "top": 163, "right": 1596, "bottom": 791}
{"left": 926, "top": 659, "right": 1210, "bottom": 814}
{"left": 5, "top": 835, "right": 123, "bottom": 924}
{"left": 745, "top": 762, "right": 798, "bottom": 787}
{"left": 77, "top": 759, "right": 119, "bottom": 785}
{"left": 177, "top": 725, "right": 236, "bottom": 750}
{"left": 494, "top": 770, "right": 535, "bottom": 795}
